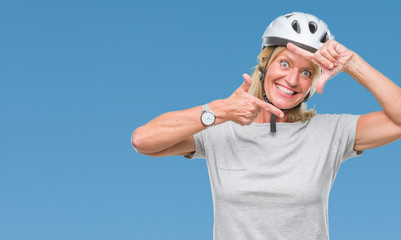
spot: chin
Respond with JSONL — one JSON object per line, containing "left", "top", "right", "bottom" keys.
{"left": 271, "top": 98, "right": 302, "bottom": 110}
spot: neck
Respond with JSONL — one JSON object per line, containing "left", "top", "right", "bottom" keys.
{"left": 253, "top": 109, "right": 290, "bottom": 123}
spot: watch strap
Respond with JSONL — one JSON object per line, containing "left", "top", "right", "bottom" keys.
{"left": 202, "top": 103, "right": 210, "bottom": 112}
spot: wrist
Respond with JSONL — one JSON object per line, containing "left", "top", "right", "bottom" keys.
{"left": 209, "top": 99, "right": 228, "bottom": 125}
{"left": 343, "top": 51, "right": 359, "bottom": 75}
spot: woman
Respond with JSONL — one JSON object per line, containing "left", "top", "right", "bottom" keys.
{"left": 132, "top": 12, "right": 401, "bottom": 239}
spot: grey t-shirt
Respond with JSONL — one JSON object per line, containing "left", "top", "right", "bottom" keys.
{"left": 185, "top": 114, "right": 362, "bottom": 240}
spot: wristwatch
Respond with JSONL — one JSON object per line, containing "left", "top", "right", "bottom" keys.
{"left": 201, "top": 103, "right": 216, "bottom": 127}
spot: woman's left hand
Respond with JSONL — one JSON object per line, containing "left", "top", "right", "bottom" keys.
{"left": 287, "top": 40, "right": 354, "bottom": 94}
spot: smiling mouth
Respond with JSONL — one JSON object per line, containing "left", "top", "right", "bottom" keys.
{"left": 275, "top": 84, "right": 297, "bottom": 95}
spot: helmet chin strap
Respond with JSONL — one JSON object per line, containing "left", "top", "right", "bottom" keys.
{"left": 259, "top": 47, "right": 311, "bottom": 132}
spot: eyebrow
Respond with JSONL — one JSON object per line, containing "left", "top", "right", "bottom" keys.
{"left": 279, "top": 52, "right": 313, "bottom": 70}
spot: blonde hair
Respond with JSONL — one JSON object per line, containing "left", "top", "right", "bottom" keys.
{"left": 248, "top": 46, "right": 321, "bottom": 122}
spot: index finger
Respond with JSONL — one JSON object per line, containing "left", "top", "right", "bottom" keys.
{"left": 286, "top": 42, "right": 314, "bottom": 59}
{"left": 254, "top": 98, "right": 284, "bottom": 118}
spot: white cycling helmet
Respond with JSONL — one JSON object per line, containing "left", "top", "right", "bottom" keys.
{"left": 261, "top": 12, "right": 334, "bottom": 53}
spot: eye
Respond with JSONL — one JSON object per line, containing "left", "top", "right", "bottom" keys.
{"left": 302, "top": 70, "right": 312, "bottom": 78}
{"left": 280, "top": 60, "right": 289, "bottom": 68}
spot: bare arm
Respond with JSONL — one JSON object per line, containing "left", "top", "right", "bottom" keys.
{"left": 132, "top": 101, "right": 222, "bottom": 156}
{"left": 132, "top": 74, "right": 284, "bottom": 157}
{"left": 345, "top": 53, "right": 401, "bottom": 151}
{"left": 355, "top": 111, "right": 401, "bottom": 151}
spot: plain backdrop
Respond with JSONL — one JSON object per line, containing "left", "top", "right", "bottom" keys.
{"left": 1, "top": 0, "right": 401, "bottom": 239}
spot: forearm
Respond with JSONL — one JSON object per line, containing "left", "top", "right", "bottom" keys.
{"left": 132, "top": 99, "right": 227, "bottom": 153}
{"left": 132, "top": 73, "right": 283, "bottom": 154}
{"left": 346, "top": 53, "right": 401, "bottom": 125}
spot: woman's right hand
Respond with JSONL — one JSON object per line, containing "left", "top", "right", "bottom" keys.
{"left": 132, "top": 73, "right": 284, "bottom": 156}
{"left": 222, "top": 73, "right": 284, "bottom": 126}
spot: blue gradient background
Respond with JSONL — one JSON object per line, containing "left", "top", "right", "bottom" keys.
{"left": 1, "top": 0, "right": 400, "bottom": 239}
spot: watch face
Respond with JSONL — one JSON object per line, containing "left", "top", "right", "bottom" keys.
{"left": 201, "top": 111, "right": 215, "bottom": 126}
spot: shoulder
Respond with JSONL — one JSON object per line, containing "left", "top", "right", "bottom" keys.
{"left": 309, "top": 113, "right": 360, "bottom": 130}
{"left": 310, "top": 113, "right": 360, "bottom": 124}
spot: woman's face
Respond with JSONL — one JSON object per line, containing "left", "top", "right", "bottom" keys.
{"left": 264, "top": 48, "right": 315, "bottom": 110}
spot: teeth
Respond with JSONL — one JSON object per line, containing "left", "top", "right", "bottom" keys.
{"left": 276, "top": 84, "right": 295, "bottom": 95}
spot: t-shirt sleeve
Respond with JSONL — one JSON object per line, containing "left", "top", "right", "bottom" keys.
{"left": 184, "top": 131, "right": 206, "bottom": 160}
{"left": 337, "top": 114, "right": 363, "bottom": 162}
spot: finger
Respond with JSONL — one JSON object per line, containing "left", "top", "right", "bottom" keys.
{"left": 319, "top": 48, "right": 337, "bottom": 66}
{"left": 254, "top": 98, "right": 284, "bottom": 118}
{"left": 314, "top": 52, "right": 336, "bottom": 70}
{"left": 315, "top": 79, "right": 325, "bottom": 94}
{"left": 326, "top": 45, "right": 339, "bottom": 67}
{"left": 315, "top": 72, "right": 332, "bottom": 94}
{"left": 238, "top": 73, "right": 253, "bottom": 92}
{"left": 286, "top": 42, "right": 314, "bottom": 59}
{"left": 326, "top": 43, "right": 339, "bottom": 59}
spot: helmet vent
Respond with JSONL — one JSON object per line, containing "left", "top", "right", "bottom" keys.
{"left": 291, "top": 20, "right": 301, "bottom": 34}
{"left": 285, "top": 14, "right": 293, "bottom": 18}
{"left": 309, "top": 22, "right": 317, "bottom": 34}
{"left": 320, "top": 32, "right": 328, "bottom": 43}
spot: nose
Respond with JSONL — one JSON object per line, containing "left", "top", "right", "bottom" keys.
{"left": 285, "top": 69, "right": 299, "bottom": 87}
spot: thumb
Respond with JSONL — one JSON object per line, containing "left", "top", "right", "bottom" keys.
{"left": 238, "top": 73, "right": 252, "bottom": 92}
{"left": 315, "top": 72, "right": 333, "bottom": 94}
